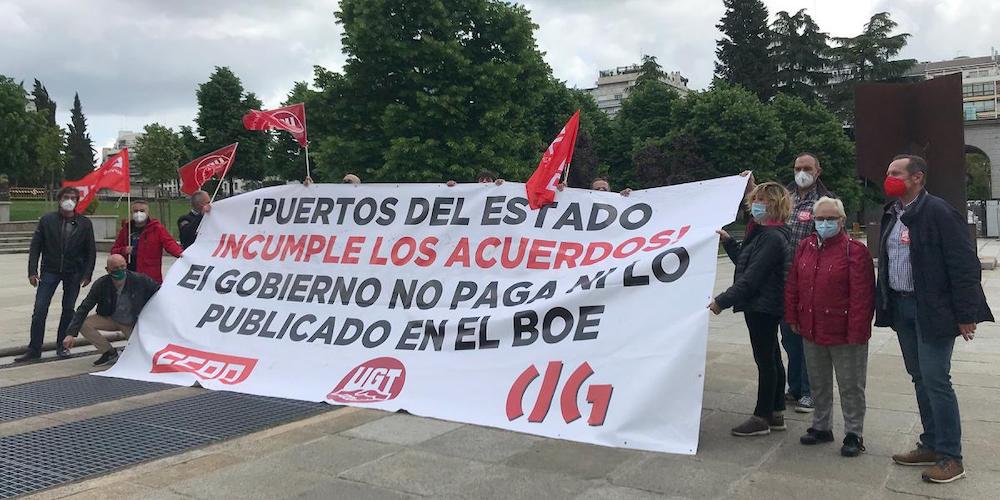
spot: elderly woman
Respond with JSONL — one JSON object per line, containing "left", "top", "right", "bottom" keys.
{"left": 785, "top": 196, "right": 875, "bottom": 457}
{"left": 711, "top": 182, "right": 792, "bottom": 437}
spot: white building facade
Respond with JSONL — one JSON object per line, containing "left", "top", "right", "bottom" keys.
{"left": 587, "top": 64, "right": 690, "bottom": 118}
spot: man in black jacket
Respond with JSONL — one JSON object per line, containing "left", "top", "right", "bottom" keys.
{"left": 16, "top": 187, "right": 97, "bottom": 362}
{"left": 178, "top": 190, "right": 211, "bottom": 249}
{"left": 63, "top": 254, "right": 160, "bottom": 366}
{"left": 877, "top": 155, "right": 993, "bottom": 484}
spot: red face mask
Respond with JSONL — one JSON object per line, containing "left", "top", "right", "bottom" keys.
{"left": 884, "top": 176, "right": 907, "bottom": 197}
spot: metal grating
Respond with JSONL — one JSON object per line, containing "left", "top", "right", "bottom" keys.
{"left": 0, "top": 374, "right": 170, "bottom": 422}
{"left": 114, "top": 391, "right": 332, "bottom": 440}
{"left": 0, "top": 398, "right": 60, "bottom": 422}
{"left": 0, "top": 390, "right": 333, "bottom": 498}
{"left": 0, "top": 461, "right": 66, "bottom": 499}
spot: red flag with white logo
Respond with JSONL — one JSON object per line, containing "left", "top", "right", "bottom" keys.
{"left": 242, "top": 103, "right": 308, "bottom": 148}
{"left": 62, "top": 148, "right": 131, "bottom": 213}
{"left": 178, "top": 143, "right": 239, "bottom": 195}
{"left": 525, "top": 110, "right": 580, "bottom": 209}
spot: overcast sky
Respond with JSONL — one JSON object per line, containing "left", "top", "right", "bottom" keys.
{"left": 2, "top": 0, "right": 997, "bottom": 158}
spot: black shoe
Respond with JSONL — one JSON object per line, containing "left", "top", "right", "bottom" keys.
{"left": 56, "top": 346, "right": 71, "bottom": 358}
{"left": 93, "top": 349, "right": 119, "bottom": 366}
{"left": 841, "top": 433, "right": 865, "bottom": 457}
{"left": 13, "top": 350, "right": 41, "bottom": 362}
{"left": 800, "top": 427, "right": 834, "bottom": 445}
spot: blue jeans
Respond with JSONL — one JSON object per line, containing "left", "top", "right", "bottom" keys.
{"left": 780, "top": 322, "right": 811, "bottom": 398}
{"left": 892, "top": 293, "right": 962, "bottom": 459}
{"left": 29, "top": 272, "right": 82, "bottom": 352}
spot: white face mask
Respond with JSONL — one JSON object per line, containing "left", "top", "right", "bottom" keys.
{"left": 60, "top": 199, "right": 77, "bottom": 212}
{"left": 132, "top": 211, "right": 148, "bottom": 223}
{"left": 794, "top": 171, "right": 815, "bottom": 189}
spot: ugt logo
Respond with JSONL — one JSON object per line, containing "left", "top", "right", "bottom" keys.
{"left": 506, "top": 361, "right": 613, "bottom": 426}
{"left": 327, "top": 357, "right": 406, "bottom": 403}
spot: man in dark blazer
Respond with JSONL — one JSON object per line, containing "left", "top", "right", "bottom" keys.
{"left": 876, "top": 154, "right": 993, "bottom": 484}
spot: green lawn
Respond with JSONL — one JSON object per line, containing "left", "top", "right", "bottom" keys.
{"left": 9, "top": 199, "right": 192, "bottom": 238}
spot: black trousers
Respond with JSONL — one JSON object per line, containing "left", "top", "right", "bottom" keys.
{"left": 744, "top": 311, "right": 787, "bottom": 417}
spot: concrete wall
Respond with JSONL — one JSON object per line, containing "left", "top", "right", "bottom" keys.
{"left": 965, "top": 119, "right": 1000, "bottom": 198}
{"left": 0, "top": 215, "right": 119, "bottom": 241}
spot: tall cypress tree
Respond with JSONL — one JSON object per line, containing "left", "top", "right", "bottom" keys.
{"left": 31, "top": 79, "right": 57, "bottom": 127}
{"left": 771, "top": 9, "right": 831, "bottom": 102}
{"left": 715, "top": 0, "right": 775, "bottom": 101}
{"left": 64, "top": 93, "right": 95, "bottom": 181}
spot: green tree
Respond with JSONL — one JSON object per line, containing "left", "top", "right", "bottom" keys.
{"left": 771, "top": 9, "right": 831, "bottom": 102}
{"left": 195, "top": 67, "right": 271, "bottom": 189}
{"left": 135, "top": 123, "right": 186, "bottom": 191}
{"left": 178, "top": 125, "right": 204, "bottom": 159}
{"left": 64, "top": 93, "right": 95, "bottom": 181}
{"left": 715, "top": 0, "right": 775, "bottom": 101}
{"left": 967, "top": 153, "right": 991, "bottom": 200}
{"left": 769, "top": 93, "right": 861, "bottom": 213}
{"left": 631, "top": 134, "right": 714, "bottom": 189}
{"left": 827, "top": 12, "right": 917, "bottom": 122}
{"left": 31, "top": 79, "right": 57, "bottom": 127}
{"left": 34, "top": 124, "right": 65, "bottom": 189}
{"left": 609, "top": 81, "right": 681, "bottom": 187}
{"left": 312, "top": 0, "right": 553, "bottom": 183}
{"left": 0, "top": 75, "right": 62, "bottom": 186}
{"left": 671, "top": 85, "right": 785, "bottom": 180}
{"left": 634, "top": 54, "right": 666, "bottom": 87}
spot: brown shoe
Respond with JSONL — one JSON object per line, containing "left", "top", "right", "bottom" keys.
{"left": 767, "top": 412, "right": 786, "bottom": 431}
{"left": 922, "top": 458, "right": 966, "bottom": 483}
{"left": 893, "top": 444, "right": 939, "bottom": 466}
{"left": 731, "top": 416, "right": 771, "bottom": 437}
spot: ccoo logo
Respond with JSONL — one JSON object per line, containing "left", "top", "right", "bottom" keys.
{"left": 327, "top": 357, "right": 406, "bottom": 403}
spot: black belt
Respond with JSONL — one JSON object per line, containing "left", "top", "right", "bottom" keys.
{"left": 890, "top": 290, "right": 915, "bottom": 298}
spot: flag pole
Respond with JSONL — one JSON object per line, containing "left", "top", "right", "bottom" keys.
{"left": 304, "top": 145, "right": 312, "bottom": 181}
{"left": 209, "top": 143, "right": 239, "bottom": 203}
{"left": 126, "top": 187, "right": 131, "bottom": 265}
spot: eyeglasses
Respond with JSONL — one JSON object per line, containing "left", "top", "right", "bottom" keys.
{"left": 814, "top": 216, "right": 841, "bottom": 221}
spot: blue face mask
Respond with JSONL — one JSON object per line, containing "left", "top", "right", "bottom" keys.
{"left": 815, "top": 220, "right": 841, "bottom": 239}
{"left": 750, "top": 202, "right": 768, "bottom": 222}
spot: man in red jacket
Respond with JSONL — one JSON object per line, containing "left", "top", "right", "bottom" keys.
{"left": 785, "top": 196, "right": 875, "bottom": 457}
{"left": 110, "top": 200, "right": 183, "bottom": 283}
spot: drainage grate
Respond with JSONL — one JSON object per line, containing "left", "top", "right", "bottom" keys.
{"left": 0, "top": 461, "right": 67, "bottom": 499}
{"left": 0, "top": 398, "right": 60, "bottom": 422}
{"left": 0, "top": 390, "right": 334, "bottom": 498}
{"left": 0, "top": 374, "right": 170, "bottom": 422}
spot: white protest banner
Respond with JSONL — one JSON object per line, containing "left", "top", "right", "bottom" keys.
{"left": 102, "top": 176, "right": 747, "bottom": 454}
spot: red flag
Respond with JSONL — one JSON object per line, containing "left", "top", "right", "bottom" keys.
{"left": 242, "top": 103, "right": 308, "bottom": 147}
{"left": 178, "top": 143, "right": 239, "bottom": 195}
{"left": 62, "top": 148, "right": 131, "bottom": 213}
{"left": 525, "top": 110, "right": 580, "bottom": 209}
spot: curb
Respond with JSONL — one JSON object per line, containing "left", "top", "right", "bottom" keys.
{"left": 0, "top": 332, "right": 127, "bottom": 357}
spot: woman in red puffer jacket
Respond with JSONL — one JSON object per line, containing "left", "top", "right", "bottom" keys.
{"left": 785, "top": 196, "right": 875, "bottom": 458}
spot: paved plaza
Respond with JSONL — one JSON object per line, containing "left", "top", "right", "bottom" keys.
{"left": 2, "top": 245, "right": 1000, "bottom": 499}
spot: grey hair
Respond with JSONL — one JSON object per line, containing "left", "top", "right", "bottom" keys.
{"left": 813, "top": 196, "right": 846, "bottom": 219}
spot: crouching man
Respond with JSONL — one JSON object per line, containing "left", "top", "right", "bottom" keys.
{"left": 62, "top": 254, "right": 161, "bottom": 366}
